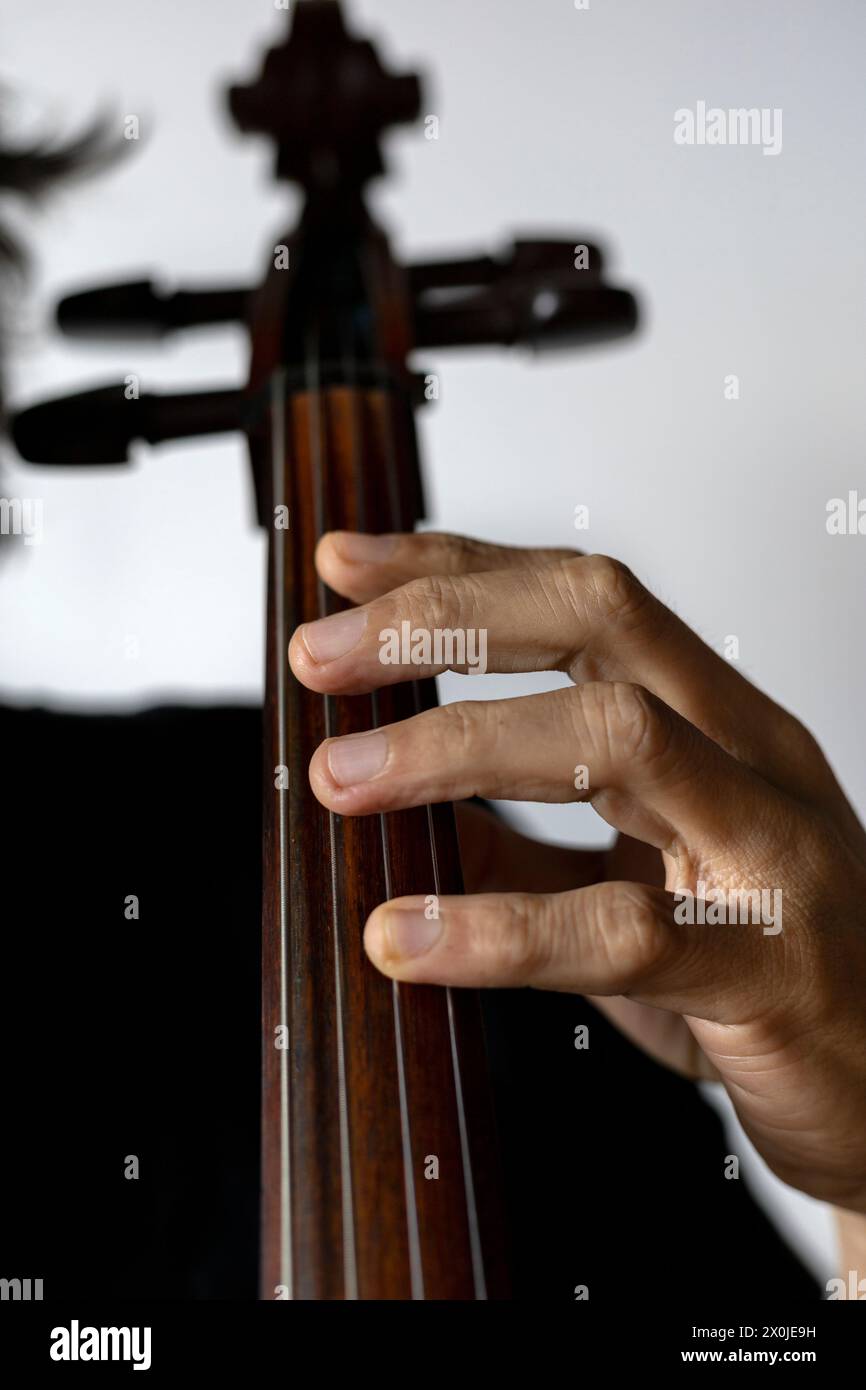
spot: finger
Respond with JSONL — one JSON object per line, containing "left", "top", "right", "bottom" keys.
{"left": 315, "top": 530, "right": 579, "bottom": 606}
{"left": 289, "top": 558, "right": 610, "bottom": 695}
{"left": 363, "top": 881, "right": 771, "bottom": 1025}
{"left": 454, "top": 808, "right": 715, "bottom": 1076}
{"left": 309, "top": 682, "right": 773, "bottom": 853}
{"left": 296, "top": 546, "right": 817, "bottom": 806}
{"left": 455, "top": 801, "right": 605, "bottom": 895}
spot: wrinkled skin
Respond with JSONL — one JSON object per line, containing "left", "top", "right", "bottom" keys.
{"left": 289, "top": 530, "right": 866, "bottom": 1222}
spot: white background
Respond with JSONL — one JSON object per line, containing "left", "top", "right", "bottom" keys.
{"left": 3, "top": 0, "right": 864, "bottom": 1282}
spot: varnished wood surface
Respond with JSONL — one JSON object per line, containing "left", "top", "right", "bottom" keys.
{"left": 260, "top": 381, "right": 509, "bottom": 1298}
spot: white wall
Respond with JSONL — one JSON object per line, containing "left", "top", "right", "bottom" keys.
{"left": 4, "top": 0, "right": 863, "bottom": 1281}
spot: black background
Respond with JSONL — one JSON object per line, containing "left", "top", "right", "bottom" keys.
{"left": 0, "top": 703, "right": 819, "bottom": 1302}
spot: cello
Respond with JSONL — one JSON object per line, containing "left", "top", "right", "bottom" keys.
{"left": 12, "top": 0, "right": 637, "bottom": 1300}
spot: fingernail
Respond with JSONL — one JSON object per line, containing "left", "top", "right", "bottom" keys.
{"left": 327, "top": 732, "right": 388, "bottom": 786}
{"left": 382, "top": 909, "right": 443, "bottom": 960}
{"left": 334, "top": 532, "right": 397, "bottom": 563}
{"left": 302, "top": 608, "right": 366, "bottom": 663}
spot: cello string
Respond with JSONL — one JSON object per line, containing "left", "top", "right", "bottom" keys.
{"left": 304, "top": 322, "right": 359, "bottom": 1301}
{"left": 376, "top": 372, "right": 488, "bottom": 1300}
{"left": 377, "top": 798, "right": 425, "bottom": 1300}
{"left": 336, "top": 296, "right": 425, "bottom": 1300}
{"left": 366, "top": 379, "right": 426, "bottom": 1298}
{"left": 354, "top": 231, "right": 485, "bottom": 1296}
{"left": 423, "top": 792, "right": 487, "bottom": 1301}
{"left": 270, "top": 369, "right": 293, "bottom": 1298}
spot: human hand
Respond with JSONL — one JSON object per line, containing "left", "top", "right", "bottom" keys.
{"left": 289, "top": 531, "right": 866, "bottom": 1214}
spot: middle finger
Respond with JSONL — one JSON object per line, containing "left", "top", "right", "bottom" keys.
{"left": 289, "top": 558, "right": 647, "bottom": 694}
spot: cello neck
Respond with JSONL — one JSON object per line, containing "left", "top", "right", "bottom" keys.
{"left": 254, "top": 205, "right": 509, "bottom": 1299}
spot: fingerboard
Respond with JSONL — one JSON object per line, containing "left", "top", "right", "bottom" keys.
{"left": 259, "top": 377, "right": 509, "bottom": 1299}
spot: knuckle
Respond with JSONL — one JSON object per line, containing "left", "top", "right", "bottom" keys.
{"left": 436, "top": 532, "right": 489, "bottom": 569}
{"left": 588, "top": 680, "right": 677, "bottom": 769}
{"left": 485, "top": 894, "right": 552, "bottom": 980}
{"left": 778, "top": 711, "right": 824, "bottom": 767}
{"left": 581, "top": 554, "right": 647, "bottom": 623}
{"left": 553, "top": 555, "right": 657, "bottom": 678}
{"left": 400, "top": 572, "right": 464, "bottom": 627}
{"left": 438, "top": 699, "right": 491, "bottom": 760}
{"left": 590, "top": 884, "right": 671, "bottom": 989}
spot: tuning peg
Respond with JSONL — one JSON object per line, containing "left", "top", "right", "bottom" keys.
{"left": 411, "top": 238, "right": 637, "bottom": 352}
{"left": 56, "top": 280, "right": 250, "bottom": 340}
{"left": 508, "top": 239, "right": 605, "bottom": 276}
{"left": 11, "top": 384, "right": 245, "bottom": 465}
{"left": 415, "top": 285, "right": 636, "bottom": 352}
{"left": 409, "top": 239, "right": 605, "bottom": 295}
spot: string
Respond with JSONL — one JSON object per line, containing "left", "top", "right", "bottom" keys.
{"left": 425, "top": 796, "right": 487, "bottom": 1300}
{"left": 368, "top": 391, "right": 427, "bottom": 1297}
{"left": 349, "top": 232, "right": 488, "bottom": 1299}
{"left": 270, "top": 369, "right": 293, "bottom": 1298}
{"left": 330, "top": 298, "right": 428, "bottom": 1298}
{"left": 377, "top": 384, "right": 488, "bottom": 1301}
{"left": 278, "top": 240, "right": 486, "bottom": 1300}
{"left": 305, "top": 322, "right": 359, "bottom": 1301}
